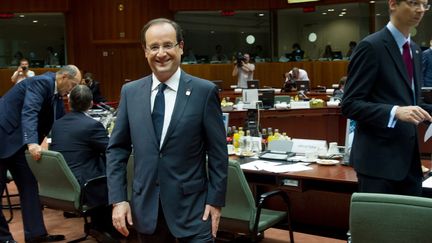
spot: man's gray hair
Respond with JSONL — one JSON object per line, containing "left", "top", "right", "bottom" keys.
{"left": 57, "top": 65, "right": 78, "bottom": 79}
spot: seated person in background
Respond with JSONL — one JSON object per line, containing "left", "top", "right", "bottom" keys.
{"left": 322, "top": 44, "right": 333, "bottom": 60}
{"left": 291, "top": 43, "right": 304, "bottom": 61}
{"left": 333, "top": 76, "right": 346, "bottom": 100}
{"left": 211, "top": 44, "right": 228, "bottom": 62}
{"left": 11, "top": 58, "right": 35, "bottom": 84}
{"left": 83, "top": 72, "right": 107, "bottom": 104}
{"left": 50, "top": 85, "right": 119, "bottom": 242}
{"left": 346, "top": 41, "right": 357, "bottom": 59}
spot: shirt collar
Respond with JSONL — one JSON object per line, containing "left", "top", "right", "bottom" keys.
{"left": 386, "top": 21, "right": 411, "bottom": 50}
{"left": 151, "top": 67, "right": 181, "bottom": 92}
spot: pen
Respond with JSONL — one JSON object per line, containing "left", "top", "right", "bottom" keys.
{"left": 254, "top": 165, "right": 259, "bottom": 170}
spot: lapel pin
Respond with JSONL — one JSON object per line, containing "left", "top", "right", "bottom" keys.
{"left": 186, "top": 89, "right": 191, "bottom": 96}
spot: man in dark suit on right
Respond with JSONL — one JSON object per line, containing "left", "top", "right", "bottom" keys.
{"left": 342, "top": 0, "right": 432, "bottom": 196}
{"left": 422, "top": 38, "right": 432, "bottom": 86}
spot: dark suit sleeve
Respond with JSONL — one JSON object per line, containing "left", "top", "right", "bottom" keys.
{"left": 87, "top": 120, "right": 109, "bottom": 153}
{"left": 341, "top": 40, "right": 394, "bottom": 128}
{"left": 22, "top": 79, "right": 51, "bottom": 145}
{"left": 203, "top": 85, "right": 228, "bottom": 207}
{"left": 106, "top": 85, "right": 132, "bottom": 204}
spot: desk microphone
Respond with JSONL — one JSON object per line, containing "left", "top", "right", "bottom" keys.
{"left": 98, "top": 102, "right": 116, "bottom": 114}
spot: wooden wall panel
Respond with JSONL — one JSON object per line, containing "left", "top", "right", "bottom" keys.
{"left": 0, "top": 0, "right": 69, "bottom": 12}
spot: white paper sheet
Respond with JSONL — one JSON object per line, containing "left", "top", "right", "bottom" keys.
{"left": 422, "top": 176, "right": 432, "bottom": 188}
{"left": 424, "top": 123, "right": 432, "bottom": 142}
{"left": 240, "top": 160, "right": 312, "bottom": 173}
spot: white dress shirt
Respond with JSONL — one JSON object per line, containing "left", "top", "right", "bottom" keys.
{"left": 150, "top": 68, "right": 180, "bottom": 147}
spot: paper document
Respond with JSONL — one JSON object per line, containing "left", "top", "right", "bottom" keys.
{"left": 422, "top": 176, "right": 432, "bottom": 188}
{"left": 424, "top": 122, "right": 432, "bottom": 142}
{"left": 240, "top": 160, "right": 312, "bottom": 173}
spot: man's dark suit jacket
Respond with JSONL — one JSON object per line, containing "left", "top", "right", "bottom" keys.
{"left": 423, "top": 48, "right": 432, "bottom": 87}
{"left": 50, "top": 111, "right": 108, "bottom": 185}
{"left": 106, "top": 71, "right": 228, "bottom": 238}
{"left": 342, "top": 27, "right": 432, "bottom": 181}
{"left": 0, "top": 72, "right": 63, "bottom": 159}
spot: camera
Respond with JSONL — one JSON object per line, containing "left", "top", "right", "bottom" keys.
{"left": 22, "top": 66, "right": 27, "bottom": 71}
{"left": 236, "top": 52, "right": 246, "bottom": 67}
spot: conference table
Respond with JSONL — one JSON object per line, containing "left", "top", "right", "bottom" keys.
{"left": 236, "top": 157, "right": 432, "bottom": 239}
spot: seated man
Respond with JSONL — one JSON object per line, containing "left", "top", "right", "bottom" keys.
{"left": 50, "top": 85, "right": 119, "bottom": 242}
{"left": 283, "top": 67, "right": 309, "bottom": 91}
{"left": 82, "top": 72, "right": 107, "bottom": 104}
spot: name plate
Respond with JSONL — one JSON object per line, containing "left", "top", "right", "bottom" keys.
{"left": 290, "top": 101, "right": 310, "bottom": 109}
{"left": 291, "top": 138, "right": 327, "bottom": 154}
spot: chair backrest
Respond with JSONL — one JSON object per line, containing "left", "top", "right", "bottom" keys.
{"left": 350, "top": 192, "right": 432, "bottom": 243}
{"left": 274, "top": 95, "right": 291, "bottom": 104}
{"left": 221, "top": 160, "right": 257, "bottom": 232}
{"left": 25, "top": 150, "right": 81, "bottom": 212}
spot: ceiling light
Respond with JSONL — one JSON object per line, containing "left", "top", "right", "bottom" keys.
{"left": 341, "top": 11, "right": 346, "bottom": 14}
{"left": 33, "top": 20, "right": 38, "bottom": 23}
{"left": 370, "top": 1, "right": 375, "bottom": 3}
{"left": 258, "top": 13, "right": 264, "bottom": 17}
{"left": 322, "top": 12, "right": 327, "bottom": 15}
{"left": 339, "top": 14, "right": 344, "bottom": 17}
{"left": 342, "top": 8, "right": 347, "bottom": 11}
{"left": 328, "top": 9, "right": 335, "bottom": 12}
{"left": 376, "top": 13, "right": 381, "bottom": 16}
{"left": 19, "top": 14, "right": 25, "bottom": 18}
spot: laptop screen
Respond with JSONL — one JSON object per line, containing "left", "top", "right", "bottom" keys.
{"left": 247, "top": 80, "right": 260, "bottom": 89}
{"left": 295, "top": 80, "right": 310, "bottom": 91}
{"left": 258, "top": 89, "right": 275, "bottom": 109}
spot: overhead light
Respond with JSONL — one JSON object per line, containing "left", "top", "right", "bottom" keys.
{"left": 19, "top": 14, "right": 25, "bottom": 18}
{"left": 342, "top": 8, "right": 347, "bottom": 11}
{"left": 328, "top": 9, "right": 335, "bottom": 12}
{"left": 370, "top": 1, "right": 375, "bottom": 3}
{"left": 33, "top": 20, "right": 38, "bottom": 23}
{"left": 258, "top": 13, "right": 264, "bottom": 17}
{"left": 322, "top": 12, "right": 327, "bottom": 15}
{"left": 376, "top": 13, "right": 381, "bottom": 16}
{"left": 341, "top": 11, "right": 346, "bottom": 14}
{"left": 339, "top": 14, "right": 344, "bottom": 17}
{"left": 210, "top": 30, "right": 215, "bottom": 34}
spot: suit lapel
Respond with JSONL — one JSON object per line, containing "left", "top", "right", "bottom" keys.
{"left": 382, "top": 28, "right": 414, "bottom": 103}
{"left": 137, "top": 77, "right": 159, "bottom": 147}
{"left": 161, "top": 71, "right": 192, "bottom": 149}
{"left": 412, "top": 43, "right": 421, "bottom": 103}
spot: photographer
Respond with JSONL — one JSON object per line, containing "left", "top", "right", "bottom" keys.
{"left": 232, "top": 52, "right": 255, "bottom": 88}
{"left": 11, "top": 58, "right": 35, "bottom": 84}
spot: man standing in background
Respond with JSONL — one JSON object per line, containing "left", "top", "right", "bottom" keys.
{"left": 11, "top": 58, "right": 35, "bottom": 84}
{"left": 0, "top": 65, "right": 81, "bottom": 243}
{"left": 232, "top": 52, "right": 255, "bottom": 88}
{"left": 342, "top": 0, "right": 432, "bottom": 195}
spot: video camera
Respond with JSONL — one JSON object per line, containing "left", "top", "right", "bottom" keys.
{"left": 236, "top": 52, "right": 246, "bottom": 67}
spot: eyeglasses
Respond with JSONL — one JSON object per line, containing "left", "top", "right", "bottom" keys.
{"left": 403, "top": 0, "right": 430, "bottom": 10}
{"left": 147, "top": 42, "right": 179, "bottom": 53}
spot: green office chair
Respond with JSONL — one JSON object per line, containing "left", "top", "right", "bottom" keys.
{"left": 274, "top": 95, "right": 291, "bottom": 104}
{"left": 25, "top": 150, "right": 108, "bottom": 243}
{"left": 350, "top": 192, "right": 432, "bottom": 243}
{"left": 219, "top": 160, "right": 294, "bottom": 242}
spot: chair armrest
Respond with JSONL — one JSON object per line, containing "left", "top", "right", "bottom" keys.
{"left": 253, "top": 190, "right": 290, "bottom": 236}
{"left": 80, "top": 176, "right": 108, "bottom": 210}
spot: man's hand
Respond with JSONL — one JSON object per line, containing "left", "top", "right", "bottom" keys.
{"left": 112, "top": 201, "right": 133, "bottom": 236}
{"left": 395, "top": 106, "right": 432, "bottom": 125}
{"left": 28, "top": 143, "right": 42, "bottom": 161}
{"left": 202, "top": 204, "right": 221, "bottom": 238}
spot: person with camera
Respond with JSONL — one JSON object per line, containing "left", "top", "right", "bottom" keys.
{"left": 232, "top": 52, "right": 255, "bottom": 89}
{"left": 11, "top": 58, "right": 35, "bottom": 84}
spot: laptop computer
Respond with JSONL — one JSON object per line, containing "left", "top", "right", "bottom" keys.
{"left": 258, "top": 89, "right": 275, "bottom": 109}
{"left": 247, "top": 80, "right": 260, "bottom": 89}
{"left": 332, "top": 51, "right": 343, "bottom": 60}
{"left": 295, "top": 80, "right": 310, "bottom": 91}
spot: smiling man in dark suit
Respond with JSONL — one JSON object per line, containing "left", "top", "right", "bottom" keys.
{"left": 106, "top": 18, "right": 228, "bottom": 243}
{"left": 342, "top": 0, "right": 432, "bottom": 195}
{"left": 0, "top": 65, "right": 81, "bottom": 243}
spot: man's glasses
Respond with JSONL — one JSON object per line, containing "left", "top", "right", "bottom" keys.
{"left": 147, "top": 43, "right": 179, "bottom": 53}
{"left": 404, "top": 0, "right": 430, "bottom": 10}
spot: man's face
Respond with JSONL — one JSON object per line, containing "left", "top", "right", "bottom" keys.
{"left": 293, "top": 70, "right": 299, "bottom": 79}
{"left": 20, "top": 61, "right": 29, "bottom": 68}
{"left": 390, "top": 0, "right": 427, "bottom": 28}
{"left": 244, "top": 54, "right": 250, "bottom": 63}
{"left": 57, "top": 72, "right": 82, "bottom": 97}
{"left": 143, "top": 23, "right": 183, "bottom": 82}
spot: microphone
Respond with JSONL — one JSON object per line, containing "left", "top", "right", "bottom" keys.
{"left": 98, "top": 102, "right": 115, "bottom": 114}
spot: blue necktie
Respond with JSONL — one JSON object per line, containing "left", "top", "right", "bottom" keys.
{"left": 152, "top": 83, "right": 167, "bottom": 145}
